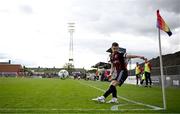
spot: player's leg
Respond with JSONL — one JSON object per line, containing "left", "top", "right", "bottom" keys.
{"left": 106, "top": 80, "right": 119, "bottom": 103}
{"left": 92, "top": 80, "right": 116, "bottom": 103}
{"left": 92, "top": 70, "right": 128, "bottom": 103}
{"left": 92, "top": 75, "right": 120, "bottom": 103}
{"left": 148, "top": 73, "right": 152, "bottom": 87}
{"left": 140, "top": 75, "right": 144, "bottom": 85}
{"left": 136, "top": 74, "right": 139, "bottom": 85}
{"left": 140, "top": 79, "right": 143, "bottom": 85}
{"left": 107, "top": 70, "right": 128, "bottom": 103}
{"left": 111, "top": 80, "right": 119, "bottom": 98}
{"left": 103, "top": 80, "right": 117, "bottom": 98}
{"left": 145, "top": 72, "right": 148, "bottom": 87}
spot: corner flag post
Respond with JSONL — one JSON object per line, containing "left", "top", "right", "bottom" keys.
{"left": 158, "top": 27, "right": 167, "bottom": 110}
{"left": 157, "top": 9, "right": 172, "bottom": 110}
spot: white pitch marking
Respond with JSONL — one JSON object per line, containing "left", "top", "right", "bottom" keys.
{"left": 111, "top": 103, "right": 128, "bottom": 111}
{"left": 0, "top": 108, "right": 165, "bottom": 111}
{"left": 78, "top": 81, "right": 163, "bottom": 111}
{"left": 0, "top": 108, "right": 110, "bottom": 111}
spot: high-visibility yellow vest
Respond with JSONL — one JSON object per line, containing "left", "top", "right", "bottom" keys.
{"left": 142, "top": 73, "right": 145, "bottom": 80}
{"left": 135, "top": 66, "right": 141, "bottom": 74}
{"left": 144, "top": 63, "right": 150, "bottom": 73}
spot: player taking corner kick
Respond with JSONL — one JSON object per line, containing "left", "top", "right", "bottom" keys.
{"left": 92, "top": 42, "right": 146, "bottom": 103}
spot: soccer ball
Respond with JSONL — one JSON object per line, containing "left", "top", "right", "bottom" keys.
{"left": 58, "top": 70, "right": 69, "bottom": 79}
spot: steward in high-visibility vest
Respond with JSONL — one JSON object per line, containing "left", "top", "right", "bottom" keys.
{"left": 144, "top": 59, "right": 152, "bottom": 87}
{"left": 144, "top": 62, "right": 151, "bottom": 73}
{"left": 140, "top": 72, "right": 146, "bottom": 85}
{"left": 142, "top": 73, "right": 146, "bottom": 80}
{"left": 135, "top": 62, "right": 142, "bottom": 85}
{"left": 135, "top": 65, "right": 141, "bottom": 75}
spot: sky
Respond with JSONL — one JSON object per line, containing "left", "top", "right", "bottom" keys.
{"left": 0, "top": 0, "right": 179, "bottom": 69}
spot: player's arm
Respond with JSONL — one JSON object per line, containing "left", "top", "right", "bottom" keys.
{"left": 126, "top": 54, "right": 145, "bottom": 60}
{"left": 109, "top": 63, "right": 115, "bottom": 76}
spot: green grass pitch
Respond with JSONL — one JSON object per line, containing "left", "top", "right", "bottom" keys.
{"left": 0, "top": 77, "right": 180, "bottom": 113}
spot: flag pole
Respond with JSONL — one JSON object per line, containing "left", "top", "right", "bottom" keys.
{"left": 158, "top": 27, "right": 167, "bottom": 110}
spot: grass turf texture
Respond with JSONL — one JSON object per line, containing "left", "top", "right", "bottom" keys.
{"left": 0, "top": 77, "right": 180, "bottom": 113}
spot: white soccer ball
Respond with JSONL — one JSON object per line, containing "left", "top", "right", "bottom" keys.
{"left": 58, "top": 70, "right": 69, "bottom": 78}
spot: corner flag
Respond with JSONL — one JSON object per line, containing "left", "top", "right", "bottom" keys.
{"left": 156, "top": 9, "right": 173, "bottom": 110}
{"left": 157, "top": 10, "right": 172, "bottom": 36}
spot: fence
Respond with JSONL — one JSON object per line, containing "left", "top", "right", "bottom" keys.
{"left": 128, "top": 65, "right": 180, "bottom": 87}
{"left": 129, "top": 65, "right": 180, "bottom": 76}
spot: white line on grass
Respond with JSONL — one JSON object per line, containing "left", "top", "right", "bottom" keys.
{"left": 0, "top": 108, "right": 165, "bottom": 111}
{"left": 0, "top": 108, "right": 110, "bottom": 111}
{"left": 78, "top": 81, "right": 164, "bottom": 111}
{"left": 111, "top": 103, "right": 128, "bottom": 110}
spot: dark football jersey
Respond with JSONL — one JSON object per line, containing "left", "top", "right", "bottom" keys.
{"left": 110, "top": 52, "right": 127, "bottom": 73}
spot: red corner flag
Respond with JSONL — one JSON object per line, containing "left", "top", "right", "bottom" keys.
{"left": 157, "top": 10, "right": 172, "bottom": 36}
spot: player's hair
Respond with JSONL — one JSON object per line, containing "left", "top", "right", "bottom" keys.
{"left": 112, "top": 42, "right": 119, "bottom": 47}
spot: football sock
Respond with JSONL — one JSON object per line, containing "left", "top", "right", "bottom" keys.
{"left": 103, "top": 85, "right": 115, "bottom": 98}
{"left": 112, "top": 86, "right": 117, "bottom": 98}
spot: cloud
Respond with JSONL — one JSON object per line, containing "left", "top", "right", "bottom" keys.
{"left": 19, "top": 5, "right": 33, "bottom": 14}
{"left": 0, "top": 9, "right": 10, "bottom": 13}
{"left": 70, "top": 0, "right": 180, "bottom": 37}
{"left": 0, "top": 53, "right": 9, "bottom": 59}
{"left": 147, "top": 0, "right": 180, "bottom": 14}
{"left": 0, "top": 0, "right": 179, "bottom": 68}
